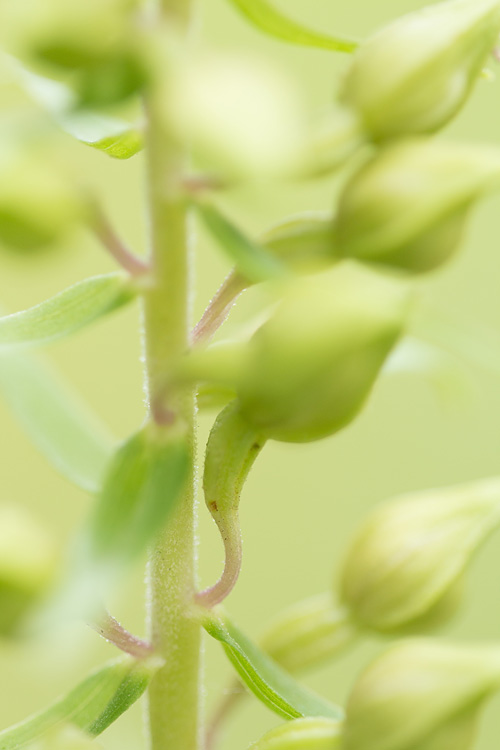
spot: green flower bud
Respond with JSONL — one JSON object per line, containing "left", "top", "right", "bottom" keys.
{"left": 340, "top": 478, "right": 500, "bottom": 633}
{"left": 334, "top": 140, "right": 500, "bottom": 273}
{"left": 260, "top": 594, "right": 356, "bottom": 674}
{"left": 5, "top": 0, "right": 146, "bottom": 106}
{"left": 0, "top": 148, "right": 85, "bottom": 251}
{"left": 238, "top": 262, "right": 411, "bottom": 442}
{"left": 249, "top": 718, "right": 343, "bottom": 750}
{"left": 169, "top": 52, "right": 305, "bottom": 179}
{"left": 343, "top": 639, "right": 500, "bottom": 750}
{"left": 262, "top": 212, "right": 335, "bottom": 272}
{"left": 0, "top": 505, "right": 55, "bottom": 635}
{"left": 340, "top": 0, "right": 500, "bottom": 142}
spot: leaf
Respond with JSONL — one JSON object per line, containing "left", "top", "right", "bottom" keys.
{"left": 88, "top": 427, "right": 190, "bottom": 567}
{"left": 26, "top": 724, "right": 102, "bottom": 750}
{"left": 0, "top": 273, "right": 135, "bottom": 349}
{"left": 198, "top": 204, "right": 288, "bottom": 283}
{"left": 0, "top": 656, "right": 160, "bottom": 749}
{"left": 0, "top": 350, "right": 114, "bottom": 492}
{"left": 226, "top": 0, "right": 358, "bottom": 53}
{"left": 202, "top": 611, "right": 344, "bottom": 721}
{"left": 13, "top": 62, "right": 143, "bottom": 159}
{"left": 84, "top": 128, "right": 143, "bottom": 160}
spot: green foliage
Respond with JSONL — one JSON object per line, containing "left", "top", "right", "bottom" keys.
{"left": 14, "top": 64, "right": 143, "bottom": 159}
{"left": 198, "top": 204, "right": 288, "bottom": 283}
{"left": 1, "top": 0, "right": 500, "bottom": 748}
{"left": 0, "top": 351, "right": 113, "bottom": 491}
{"left": 0, "top": 274, "right": 135, "bottom": 348}
{"left": 88, "top": 427, "right": 190, "bottom": 568}
{"left": 225, "top": 0, "right": 358, "bottom": 53}
{"left": 0, "top": 656, "right": 160, "bottom": 749}
{"left": 202, "top": 611, "right": 344, "bottom": 721}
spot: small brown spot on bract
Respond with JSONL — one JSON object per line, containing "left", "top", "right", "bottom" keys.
{"left": 209, "top": 500, "right": 218, "bottom": 512}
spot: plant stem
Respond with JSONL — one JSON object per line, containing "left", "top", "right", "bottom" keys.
{"left": 143, "top": 3, "right": 201, "bottom": 749}
{"left": 191, "top": 270, "right": 247, "bottom": 346}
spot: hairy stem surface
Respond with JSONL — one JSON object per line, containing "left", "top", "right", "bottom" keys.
{"left": 143, "top": 2, "right": 201, "bottom": 749}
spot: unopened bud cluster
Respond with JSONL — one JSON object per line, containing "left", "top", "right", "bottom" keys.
{"left": 190, "top": 1, "right": 500, "bottom": 747}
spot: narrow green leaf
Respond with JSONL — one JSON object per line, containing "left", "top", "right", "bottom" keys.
{"left": 89, "top": 427, "right": 190, "bottom": 566}
{"left": 84, "top": 128, "right": 143, "bottom": 160}
{"left": 198, "top": 204, "right": 288, "bottom": 283}
{"left": 14, "top": 63, "right": 143, "bottom": 159}
{"left": 0, "top": 656, "right": 159, "bottom": 749}
{"left": 26, "top": 724, "right": 102, "bottom": 750}
{"left": 202, "top": 611, "right": 344, "bottom": 721}
{"left": 0, "top": 273, "right": 135, "bottom": 349}
{"left": 0, "top": 351, "right": 113, "bottom": 492}
{"left": 226, "top": 0, "right": 358, "bottom": 53}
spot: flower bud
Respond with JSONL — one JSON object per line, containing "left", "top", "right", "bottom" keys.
{"left": 0, "top": 505, "right": 55, "bottom": 635}
{"left": 334, "top": 140, "right": 500, "bottom": 273}
{"left": 238, "top": 262, "right": 411, "bottom": 442}
{"left": 249, "top": 718, "right": 343, "bottom": 750}
{"left": 343, "top": 639, "right": 500, "bottom": 750}
{"left": 339, "top": 0, "right": 500, "bottom": 142}
{"left": 260, "top": 594, "right": 356, "bottom": 674}
{"left": 340, "top": 478, "right": 500, "bottom": 633}
{"left": 0, "top": 147, "right": 85, "bottom": 251}
{"left": 262, "top": 212, "right": 335, "bottom": 273}
{"left": 168, "top": 52, "right": 305, "bottom": 179}
{"left": 4, "top": 0, "right": 146, "bottom": 106}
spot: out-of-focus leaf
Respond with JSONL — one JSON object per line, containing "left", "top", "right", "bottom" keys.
{"left": 198, "top": 204, "right": 288, "bottom": 283}
{"left": 26, "top": 724, "right": 102, "bottom": 750}
{"left": 202, "top": 611, "right": 344, "bottom": 721}
{"left": 88, "top": 427, "right": 190, "bottom": 567}
{"left": 226, "top": 0, "right": 358, "bottom": 53}
{"left": 0, "top": 350, "right": 113, "bottom": 492}
{"left": 14, "top": 63, "right": 143, "bottom": 159}
{"left": 0, "top": 273, "right": 135, "bottom": 349}
{"left": 0, "top": 656, "right": 160, "bottom": 749}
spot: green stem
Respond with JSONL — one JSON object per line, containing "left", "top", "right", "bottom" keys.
{"left": 142, "top": 3, "right": 201, "bottom": 749}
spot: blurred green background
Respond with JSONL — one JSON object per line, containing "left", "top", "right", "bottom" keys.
{"left": 2, "top": 0, "right": 500, "bottom": 748}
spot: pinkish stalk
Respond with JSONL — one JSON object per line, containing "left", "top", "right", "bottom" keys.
{"left": 192, "top": 271, "right": 247, "bottom": 346}
{"left": 92, "top": 209, "right": 150, "bottom": 277}
{"left": 89, "top": 611, "right": 154, "bottom": 660}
